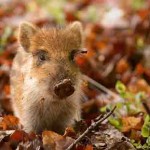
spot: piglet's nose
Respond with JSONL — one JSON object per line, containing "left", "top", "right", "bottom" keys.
{"left": 54, "top": 79, "right": 75, "bottom": 99}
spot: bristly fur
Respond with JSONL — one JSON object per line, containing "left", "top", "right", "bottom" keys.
{"left": 43, "top": 24, "right": 65, "bottom": 30}
{"left": 10, "top": 21, "right": 83, "bottom": 134}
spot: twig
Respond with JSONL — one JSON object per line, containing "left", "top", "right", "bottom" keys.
{"left": 142, "top": 101, "right": 150, "bottom": 115}
{"left": 66, "top": 106, "right": 116, "bottom": 150}
{"left": 82, "top": 75, "right": 123, "bottom": 102}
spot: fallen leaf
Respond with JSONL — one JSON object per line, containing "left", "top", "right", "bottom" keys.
{"left": 42, "top": 130, "right": 74, "bottom": 150}
{"left": 121, "top": 116, "right": 143, "bottom": 132}
{"left": 10, "top": 130, "right": 28, "bottom": 142}
{"left": 116, "top": 58, "right": 129, "bottom": 74}
{"left": 0, "top": 115, "right": 19, "bottom": 130}
{"left": 76, "top": 144, "right": 93, "bottom": 150}
{"left": 0, "top": 141, "right": 12, "bottom": 150}
{"left": 85, "top": 144, "right": 93, "bottom": 150}
{"left": 63, "top": 127, "right": 76, "bottom": 138}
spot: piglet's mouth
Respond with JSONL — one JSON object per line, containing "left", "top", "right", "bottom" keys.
{"left": 54, "top": 79, "right": 75, "bottom": 99}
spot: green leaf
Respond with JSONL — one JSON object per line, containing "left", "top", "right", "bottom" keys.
{"left": 131, "top": 0, "right": 146, "bottom": 10}
{"left": 135, "top": 92, "right": 146, "bottom": 101}
{"left": 35, "top": 0, "right": 66, "bottom": 24}
{"left": 137, "top": 37, "right": 144, "bottom": 49}
{"left": 0, "top": 26, "right": 12, "bottom": 52}
{"left": 142, "top": 126, "right": 150, "bottom": 138}
{"left": 100, "top": 106, "right": 107, "bottom": 113}
{"left": 141, "top": 115, "right": 150, "bottom": 137}
{"left": 115, "top": 81, "right": 126, "bottom": 94}
{"left": 146, "top": 136, "right": 150, "bottom": 146}
{"left": 109, "top": 117, "right": 121, "bottom": 129}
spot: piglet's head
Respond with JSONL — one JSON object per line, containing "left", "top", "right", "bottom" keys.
{"left": 19, "top": 21, "right": 85, "bottom": 99}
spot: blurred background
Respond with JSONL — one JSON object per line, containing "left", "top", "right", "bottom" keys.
{"left": 0, "top": 0, "right": 150, "bottom": 127}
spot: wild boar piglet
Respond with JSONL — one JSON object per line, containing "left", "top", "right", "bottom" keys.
{"left": 10, "top": 21, "right": 84, "bottom": 134}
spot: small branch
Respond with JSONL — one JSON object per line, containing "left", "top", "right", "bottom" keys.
{"left": 82, "top": 75, "right": 123, "bottom": 102}
{"left": 142, "top": 101, "right": 150, "bottom": 115}
{"left": 66, "top": 106, "right": 116, "bottom": 150}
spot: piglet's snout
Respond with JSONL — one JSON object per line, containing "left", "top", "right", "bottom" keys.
{"left": 54, "top": 79, "right": 75, "bottom": 99}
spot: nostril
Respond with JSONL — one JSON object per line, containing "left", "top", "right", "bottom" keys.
{"left": 54, "top": 79, "right": 75, "bottom": 99}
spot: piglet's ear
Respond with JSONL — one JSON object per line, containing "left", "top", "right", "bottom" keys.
{"left": 69, "top": 21, "right": 83, "bottom": 33}
{"left": 19, "top": 22, "right": 38, "bottom": 51}
{"left": 68, "top": 21, "right": 83, "bottom": 44}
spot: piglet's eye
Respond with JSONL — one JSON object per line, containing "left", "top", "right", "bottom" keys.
{"left": 36, "top": 50, "right": 48, "bottom": 62}
{"left": 69, "top": 49, "right": 87, "bottom": 62}
{"left": 38, "top": 53, "right": 46, "bottom": 61}
{"left": 70, "top": 50, "right": 77, "bottom": 61}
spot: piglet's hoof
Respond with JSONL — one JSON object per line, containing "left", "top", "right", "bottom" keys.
{"left": 54, "top": 79, "right": 75, "bottom": 99}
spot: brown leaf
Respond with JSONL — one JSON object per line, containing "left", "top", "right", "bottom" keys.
{"left": 116, "top": 58, "right": 129, "bottom": 74}
{"left": 130, "top": 129, "right": 142, "bottom": 141}
{"left": 3, "top": 85, "right": 10, "bottom": 95}
{"left": 76, "top": 144, "right": 93, "bottom": 150}
{"left": 42, "top": 130, "right": 74, "bottom": 150}
{"left": 135, "top": 64, "right": 145, "bottom": 75}
{"left": 85, "top": 145, "right": 93, "bottom": 150}
{"left": 138, "top": 9, "right": 150, "bottom": 20}
{"left": 10, "top": 130, "right": 28, "bottom": 142}
{"left": 121, "top": 116, "right": 143, "bottom": 132}
{"left": 0, "top": 141, "right": 12, "bottom": 150}
{"left": 0, "top": 115, "right": 19, "bottom": 130}
{"left": 63, "top": 127, "right": 76, "bottom": 138}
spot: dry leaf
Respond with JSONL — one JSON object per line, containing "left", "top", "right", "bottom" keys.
{"left": 63, "top": 127, "right": 76, "bottom": 138}
{"left": 85, "top": 144, "right": 93, "bottom": 150}
{"left": 116, "top": 58, "right": 129, "bottom": 74}
{"left": 121, "top": 116, "right": 143, "bottom": 132}
{"left": 0, "top": 115, "right": 19, "bottom": 130}
{"left": 10, "top": 130, "right": 28, "bottom": 142}
{"left": 42, "top": 130, "right": 74, "bottom": 150}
